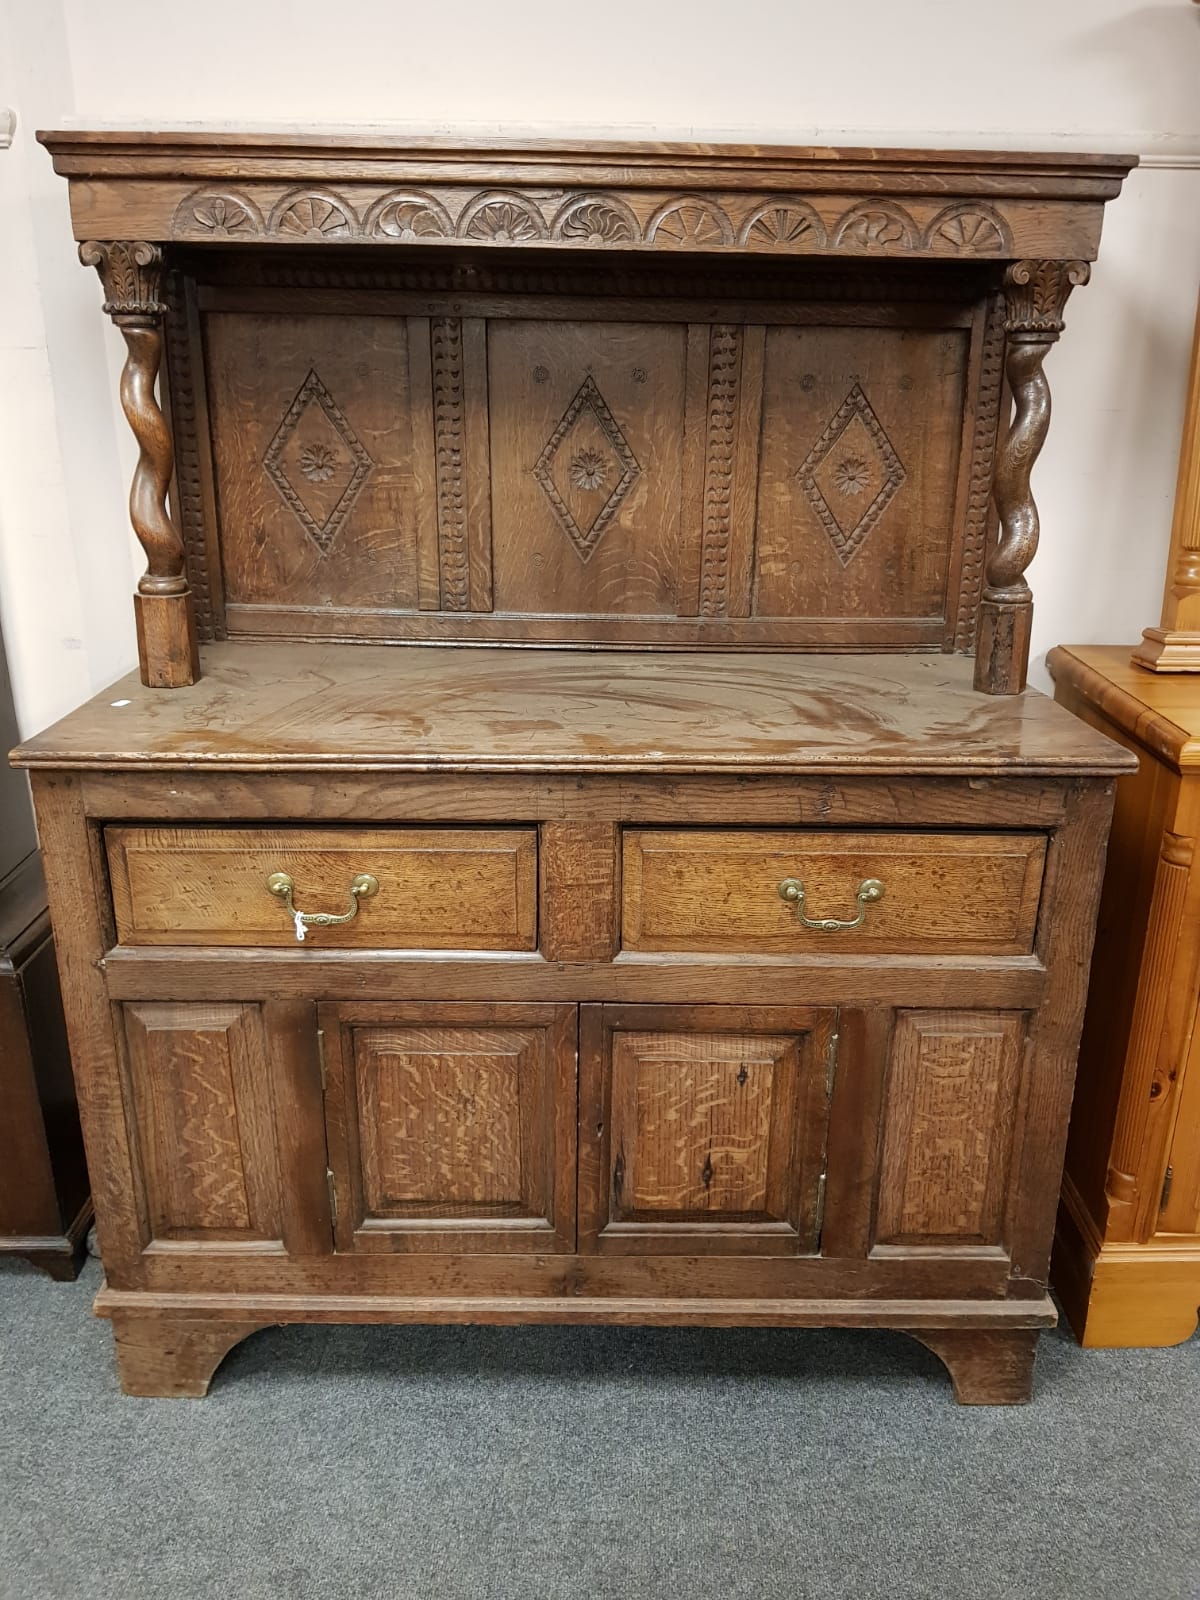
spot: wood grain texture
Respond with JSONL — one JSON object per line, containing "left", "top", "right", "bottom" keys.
{"left": 13, "top": 644, "right": 1134, "bottom": 777}
{"left": 23, "top": 130, "right": 1132, "bottom": 1401}
{"left": 580, "top": 1004, "right": 831, "bottom": 1256}
{"left": 79, "top": 241, "right": 199, "bottom": 688}
{"left": 109, "top": 1311, "right": 268, "bottom": 1397}
{"left": 1050, "top": 646, "right": 1200, "bottom": 1344}
{"left": 910, "top": 1328, "right": 1038, "bottom": 1404}
{"left": 28, "top": 775, "right": 146, "bottom": 1277}
{"left": 539, "top": 822, "right": 619, "bottom": 962}
{"left": 106, "top": 825, "right": 537, "bottom": 949}
{"left": 320, "top": 1001, "right": 576, "bottom": 1253}
{"left": 622, "top": 829, "right": 1047, "bottom": 955}
{"left": 41, "top": 131, "right": 1133, "bottom": 265}
{"left": 123, "top": 1001, "right": 282, "bottom": 1243}
{"left": 876, "top": 1010, "right": 1024, "bottom": 1245}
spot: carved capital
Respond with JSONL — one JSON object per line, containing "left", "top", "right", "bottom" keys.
{"left": 1002, "top": 259, "right": 1090, "bottom": 338}
{"left": 79, "top": 240, "right": 166, "bottom": 320}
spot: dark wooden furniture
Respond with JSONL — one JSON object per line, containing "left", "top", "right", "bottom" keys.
{"left": 0, "top": 612, "right": 90, "bottom": 1280}
{"left": 1050, "top": 645, "right": 1200, "bottom": 1344}
{"left": 16, "top": 132, "right": 1134, "bottom": 1400}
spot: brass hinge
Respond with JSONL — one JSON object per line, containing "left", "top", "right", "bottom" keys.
{"left": 1160, "top": 1164, "right": 1174, "bottom": 1213}
{"left": 325, "top": 1167, "right": 338, "bottom": 1229}
{"left": 825, "top": 1029, "right": 840, "bottom": 1100}
{"left": 316, "top": 1027, "right": 327, "bottom": 1092}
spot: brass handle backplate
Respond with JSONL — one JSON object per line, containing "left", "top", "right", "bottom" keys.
{"left": 266, "top": 871, "right": 379, "bottom": 943}
{"left": 778, "top": 876, "right": 884, "bottom": 932}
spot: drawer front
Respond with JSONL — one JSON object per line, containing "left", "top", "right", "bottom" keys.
{"left": 622, "top": 830, "right": 1046, "bottom": 956}
{"left": 107, "top": 826, "right": 537, "bottom": 949}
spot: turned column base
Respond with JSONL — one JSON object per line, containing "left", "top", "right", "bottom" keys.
{"left": 109, "top": 1312, "right": 268, "bottom": 1397}
{"left": 1131, "top": 627, "right": 1200, "bottom": 673}
{"left": 908, "top": 1328, "right": 1039, "bottom": 1404}
{"left": 134, "top": 592, "right": 200, "bottom": 689}
{"left": 974, "top": 599, "right": 1034, "bottom": 695}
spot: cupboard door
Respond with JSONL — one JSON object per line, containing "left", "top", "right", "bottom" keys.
{"left": 121, "top": 1000, "right": 328, "bottom": 1254}
{"left": 320, "top": 1002, "right": 577, "bottom": 1253}
{"left": 874, "top": 1009, "right": 1026, "bottom": 1249}
{"left": 580, "top": 1005, "right": 835, "bottom": 1255}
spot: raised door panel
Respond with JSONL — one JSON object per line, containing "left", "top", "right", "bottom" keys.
{"left": 321, "top": 1002, "right": 576, "bottom": 1253}
{"left": 121, "top": 1001, "right": 283, "bottom": 1245}
{"left": 487, "top": 320, "right": 690, "bottom": 617}
{"left": 205, "top": 311, "right": 419, "bottom": 615}
{"left": 580, "top": 1004, "right": 834, "bottom": 1255}
{"left": 875, "top": 1009, "right": 1025, "bottom": 1249}
{"left": 754, "top": 325, "right": 970, "bottom": 635}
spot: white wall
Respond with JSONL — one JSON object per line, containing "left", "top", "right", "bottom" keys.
{"left": 2, "top": 0, "right": 1199, "bottom": 733}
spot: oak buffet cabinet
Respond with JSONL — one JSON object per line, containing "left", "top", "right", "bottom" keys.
{"left": 14, "top": 131, "right": 1134, "bottom": 1401}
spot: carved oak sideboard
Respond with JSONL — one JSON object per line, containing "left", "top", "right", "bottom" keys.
{"left": 14, "top": 132, "right": 1134, "bottom": 1401}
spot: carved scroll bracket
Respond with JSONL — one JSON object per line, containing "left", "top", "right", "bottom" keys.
{"left": 80, "top": 241, "right": 198, "bottom": 687}
{"left": 974, "top": 259, "right": 1089, "bottom": 695}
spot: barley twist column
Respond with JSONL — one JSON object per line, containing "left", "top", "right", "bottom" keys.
{"left": 80, "top": 240, "right": 199, "bottom": 688}
{"left": 974, "top": 259, "right": 1089, "bottom": 695}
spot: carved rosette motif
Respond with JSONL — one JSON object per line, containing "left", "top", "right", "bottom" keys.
{"left": 458, "top": 192, "right": 548, "bottom": 242}
{"left": 924, "top": 202, "right": 1011, "bottom": 254}
{"left": 833, "top": 201, "right": 918, "bottom": 251}
{"left": 551, "top": 194, "right": 640, "bottom": 244}
{"left": 173, "top": 188, "right": 264, "bottom": 239}
{"left": 796, "top": 383, "right": 907, "bottom": 567}
{"left": 262, "top": 369, "right": 373, "bottom": 554}
{"left": 269, "top": 188, "right": 357, "bottom": 239}
{"left": 739, "top": 200, "right": 827, "bottom": 249}
{"left": 364, "top": 189, "right": 453, "bottom": 239}
{"left": 156, "top": 184, "right": 1034, "bottom": 260}
{"left": 532, "top": 375, "right": 640, "bottom": 562}
{"left": 647, "top": 197, "right": 735, "bottom": 247}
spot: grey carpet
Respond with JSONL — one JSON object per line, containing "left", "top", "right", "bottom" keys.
{"left": 1, "top": 1258, "right": 1197, "bottom": 1600}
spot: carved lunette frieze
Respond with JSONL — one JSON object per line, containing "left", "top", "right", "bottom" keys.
{"left": 984, "top": 260, "right": 1090, "bottom": 605}
{"left": 169, "top": 184, "right": 1018, "bottom": 258}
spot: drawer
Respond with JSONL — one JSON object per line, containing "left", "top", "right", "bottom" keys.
{"left": 106, "top": 826, "right": 538, "bottom": 949}
{"left": 621, "top": 830, "right": 1046, "bottom": 956}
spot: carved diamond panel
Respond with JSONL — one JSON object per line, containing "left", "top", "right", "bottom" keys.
{"left": 532, "top": 375, "right": 640, "bottom": 561}
{"left": 795, "top": 383, "right": 907, "bottom": 567}
{"left": 263, "top": 369, "right": 374, "bottom": 553}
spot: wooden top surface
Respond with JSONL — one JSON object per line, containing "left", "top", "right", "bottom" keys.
{"left": 38, "top": 128, "right": 1135, "bottom": 174}
{"left": 13, "top": 644, "right": 1133, "bottom": 777}
{"left": 1048, "top": 644, "right": 1200, "bottom": 772}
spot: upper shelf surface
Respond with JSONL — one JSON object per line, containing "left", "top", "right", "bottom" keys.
{"left": 38, "top": 130, "right": 1136, "bottom": 261}
{"left": 13, "top": 644, "right": 1134, "bottom": 776}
